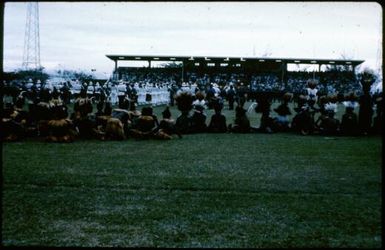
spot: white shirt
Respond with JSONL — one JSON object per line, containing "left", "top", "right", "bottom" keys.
{"left": 306, "top": 88, "right": 318, "bottom": 101}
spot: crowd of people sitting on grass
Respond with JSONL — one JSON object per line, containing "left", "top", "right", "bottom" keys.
{"left": 2, "top": 70, "right": 382, "bottom": 142}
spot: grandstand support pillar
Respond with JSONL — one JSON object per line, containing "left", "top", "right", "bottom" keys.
{"left": 318, "top": 64, "right": 320, "bottom": 72}
{"left": 314, "top": 64, "right": 320, "bottom": 80}
{"left": 114, "top": 60, "right": 117, "bottom": 72}
{"left": 148, "top": 60, "right": 151, "bottom": 68}
{"left": 281, "top": 62, "right": 287, "bottom": 89}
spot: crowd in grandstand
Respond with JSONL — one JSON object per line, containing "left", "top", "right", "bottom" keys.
{"left": 2, "top": 69, "right": 382, "bottom": 142}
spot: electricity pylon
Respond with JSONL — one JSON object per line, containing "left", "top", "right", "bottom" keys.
{"left": 22, "top": 2, "right": 41, "bottom": 70}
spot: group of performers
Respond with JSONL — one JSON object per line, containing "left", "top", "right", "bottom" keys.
{"left": 1, "top": 71, "right": 382, "bottom": 142}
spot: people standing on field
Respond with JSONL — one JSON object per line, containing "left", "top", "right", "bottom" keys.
{"left": 358, "top": 71, "right": 375, "bottom": 135}
{"left": 226, "top": 84, "right": 236, "bottom": 110}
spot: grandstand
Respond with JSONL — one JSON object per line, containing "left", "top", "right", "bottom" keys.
{"left": 106, "top": 55, "right": 364, "bottom": 95}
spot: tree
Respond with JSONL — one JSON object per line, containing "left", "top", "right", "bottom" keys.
{"left": 73, "top": 71, "right": 94, "bottom": 83}
{"left": 4, "top": 68, "right": 49, "bottom": 83}
{"left": 56, "top": 69, "right": 95, "bottom": 83}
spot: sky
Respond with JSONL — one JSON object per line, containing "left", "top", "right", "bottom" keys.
{"left": 3, "top": 1, "right": 383, "bottom": 79}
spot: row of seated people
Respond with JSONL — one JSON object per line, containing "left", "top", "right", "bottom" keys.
{"left": 173, "top": 91, "right": 382, "bottom": 136}
{"left": 4, "top": 71, "right": 381, "bottom": 141}
{"left": 2, "top": 87, "right": 382, "bottom": 143}
{"left": 1, "top": 89, "right": 227, "bottom": 142}
{"left": 1, "top": 89, "right": 177, "bottom": 142}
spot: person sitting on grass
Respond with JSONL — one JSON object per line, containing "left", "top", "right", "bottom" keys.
{"left": 317, "top": 95, "right": 328, "bottom": 116}
{"left": 93, "top": 101, "right": 112, "bottom": 140}
{"left": 102, "top": 117, "right": 126, "bottom": 140}
{"left": 34, "top": 95, "right": 53, "bottom": 137}
{"left": 314, "top": 94, "right": 336, "bottom": 129}
{"left": 228, "top": 104, "right": 252, "bottom": 133}
{"left": 49, "top": 88, "right": 63, "bottom": 107}
{"left": 175, "top": 92, "right": 194, "bottom": 134}
{"left": 95, "top": 101, "right": 105, "bottom": 118}
{"left": 190, "top": 103, "right": 207, "bottom": 133}
{"left": 318, "top": 102, "right": 340, "bottom": 136}
{"left": 291, "top": 94, "right": 317, "bottom": 135}
{"left": 314, "top": 95, "right": 329, "bottom": 129}
{"left": 129, "top": 106, "right": 169, "bottom": 140}
{"left": 273, "top": 92, "right": 293, "bottom": 132}
{"left": 254, "top": 95, "right": 275, "bottom": 133}
{"left": 158, "top": 106, "right": 182, "bottom": 139}
{"left": 104, "top": 101, "right": 113, "bottom": 116}
{"left": 208, "top": 98, "right": 227, "bottom": 133}
{"left": 46, "top": 103, "right": 77, "bottom": 143}
{"left": 93, "top": 103, "right": 131, "bottom": 141}
{"left": 340, "top": 93, "right": 359, "bottom": 136}
{"left": 1, "top": 102, "right": 26, "bottom": 142}
{"left": 127, "top": 101, "right": 141, "bottom": 123}
{"left": 71, "top": 89, "right": 95, "bottom": 139}
{"left": 190, "top": 91, "right": 207, "bottom": 133}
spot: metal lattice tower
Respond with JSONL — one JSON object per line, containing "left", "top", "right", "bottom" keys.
{"left": 375, "top": 21, "right": 382, "bottom": 77}
{"left": 22, "top": 2, "right": 41, "bottom": 70}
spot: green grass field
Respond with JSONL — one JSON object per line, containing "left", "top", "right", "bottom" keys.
{"left": 2, "top": 102, "right": 382, "bottom": 247}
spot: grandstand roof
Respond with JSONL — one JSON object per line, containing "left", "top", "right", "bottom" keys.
{"left": 106, "top": 55, "right": 364, "bottom": 66}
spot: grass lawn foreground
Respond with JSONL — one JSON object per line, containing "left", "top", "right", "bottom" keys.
{"left": 2, "top": 103, "right": 382, "bottom": 247}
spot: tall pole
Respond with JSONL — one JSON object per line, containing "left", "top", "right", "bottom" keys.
{"left": 1, "top": 2, "right": 4, "bottom": 74}
{"left": 22, "top": 2, "right": 41, "bottom": 70}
